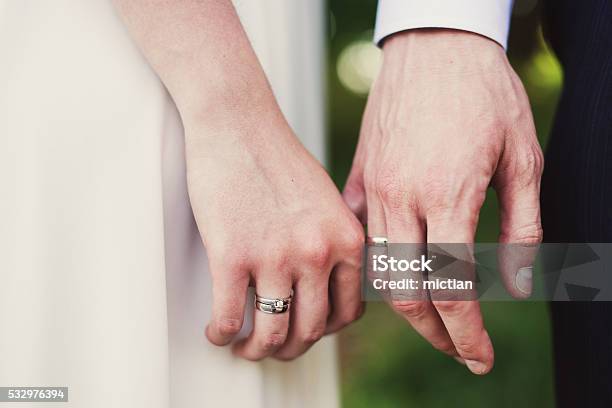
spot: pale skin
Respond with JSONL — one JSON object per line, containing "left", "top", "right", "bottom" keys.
{"left": 344, "top": 29, "right": 544, "bottom": 374}
{"left": 112, "top": 0, "right": 365, "bottom": 361}
{"left": 113, "top": 1, "right": 544, "bottom": 373}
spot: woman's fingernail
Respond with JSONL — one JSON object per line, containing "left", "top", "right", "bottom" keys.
{"left": 516, "top": 266, "right": 533, "bottom": 294}
{"left": 464, "top": 359, "right": 488, "bottom": 375}
{"left": 454, "top": 356, "right": 466, "bottom": 365}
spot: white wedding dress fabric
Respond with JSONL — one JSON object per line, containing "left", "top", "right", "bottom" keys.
{"left": 0, "top": 1, "right": 339, "bottom": 407}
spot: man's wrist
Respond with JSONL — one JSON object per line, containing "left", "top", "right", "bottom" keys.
{"left": 381, "top": 29, "right": 507, "bottom": 76}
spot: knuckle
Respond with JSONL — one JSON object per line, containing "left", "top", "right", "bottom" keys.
{"left": 431, "top": 300, "right": 466, "bottom": 317}
{"left": 216, "top": 317, "right": 242, "bottom": 337}
{"left": 392, "top": 300, "right": 428, "bottom": 319}
{"left": 270, "top": 251, "right": 292, "bottom": 272}
{"left": 423, "top": 176, "right": 485, "bottom": 220}
{"left": 340, "top": 226, "right": 365, "bottom": 263}
{"left": 429, "top": 288, "right": 464, "bottom": 303}
{"left": 421, "top": 193, "right": 453, "bottom": 218}
{"left": 452, "top": 338, "right": 481, "bottom": 356}
{"left": 300, "top": 327, "right": 325, "bottom": 346}
{"left": 260, "top": 332, "right": 287, "bottom": 351}
{"left": 482, "top": 116, "right": 506, "bottom": 136}
{"left": 338, "top": 304, "right": 365, "bottom": 327}
{"left": 213, "top": 251, "right": 251, "bottom": 275}
{"left": 533, "top": 146, "right": 545, "bottom": 175}
{"left": 302, "top": 239, "right": 333, "bottom": 269}
{"left": 503, "top": 223, "right": 544, "bottom": 244}
{"left": 375, "top": 171, "right": 406, "bottom": 209}
{"left": 530, "top": 225, "right": 544, "bottom": 243}
{"left": 519, "top": 152, "right": 539, "bottom": 176}
{"left": 515, "top": 144, "right": 545, "bottom": 181}
{"left": 344, "top": 222, "right": 366, "bottom": 250}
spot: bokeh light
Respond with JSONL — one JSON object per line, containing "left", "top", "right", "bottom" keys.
{"left": 524, "top": 29, "right": 563, "bottom": 102}
{"left": 336, "top": 39, "right": 382, "bottom": 95}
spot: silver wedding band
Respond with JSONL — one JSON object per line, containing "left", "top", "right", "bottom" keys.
{"left": 366, "top": 236, "right": 389, "bottom": 247}
{"left": 255, "top": 292, "right": 293, "bottom": 314}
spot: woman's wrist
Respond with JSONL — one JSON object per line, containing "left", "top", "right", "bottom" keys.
{"left": 177, "top": 69, "right": 282, "bottom": 139}
{"left": 182, "top": 98, "right": 302, "bottom": 182}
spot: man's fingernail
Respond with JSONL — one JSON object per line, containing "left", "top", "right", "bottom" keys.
{"left": 516, "top": 266, "right": 533, "bottom": 294}
{"left": 454, "top": 356, "right": 466, "bottom": 365}
{"left": 464, "top": 359, "right": 488, "bottom": 375}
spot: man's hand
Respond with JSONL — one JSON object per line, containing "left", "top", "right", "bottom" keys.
{"left": 343, "top": 29, "right": 544, "bottom": 374}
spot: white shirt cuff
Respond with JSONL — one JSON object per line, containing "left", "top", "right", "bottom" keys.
{"left": 374, "top": 0, "right": 514, "bottom": 49}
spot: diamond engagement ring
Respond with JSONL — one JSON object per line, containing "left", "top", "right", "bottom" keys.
{"left": 255, "top": 292, "right": 293, "bottom": 314}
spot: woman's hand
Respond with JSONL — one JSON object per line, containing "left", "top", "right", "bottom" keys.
{"left": 113, "top": 0, "right": 364, "bottom": 361}
{"left": 186, "top": 105, "right": 364, "bottom": 361}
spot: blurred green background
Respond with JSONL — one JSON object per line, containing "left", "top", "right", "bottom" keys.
{"left": 326, "top": 1, "right": 562, "bottom": 407}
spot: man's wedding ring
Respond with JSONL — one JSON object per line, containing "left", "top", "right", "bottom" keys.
{"left": 366, "top": 236, "right": 388, "bottom": 247}
{"left": 255, "top": 292, "right": 293, "bottom": 314}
